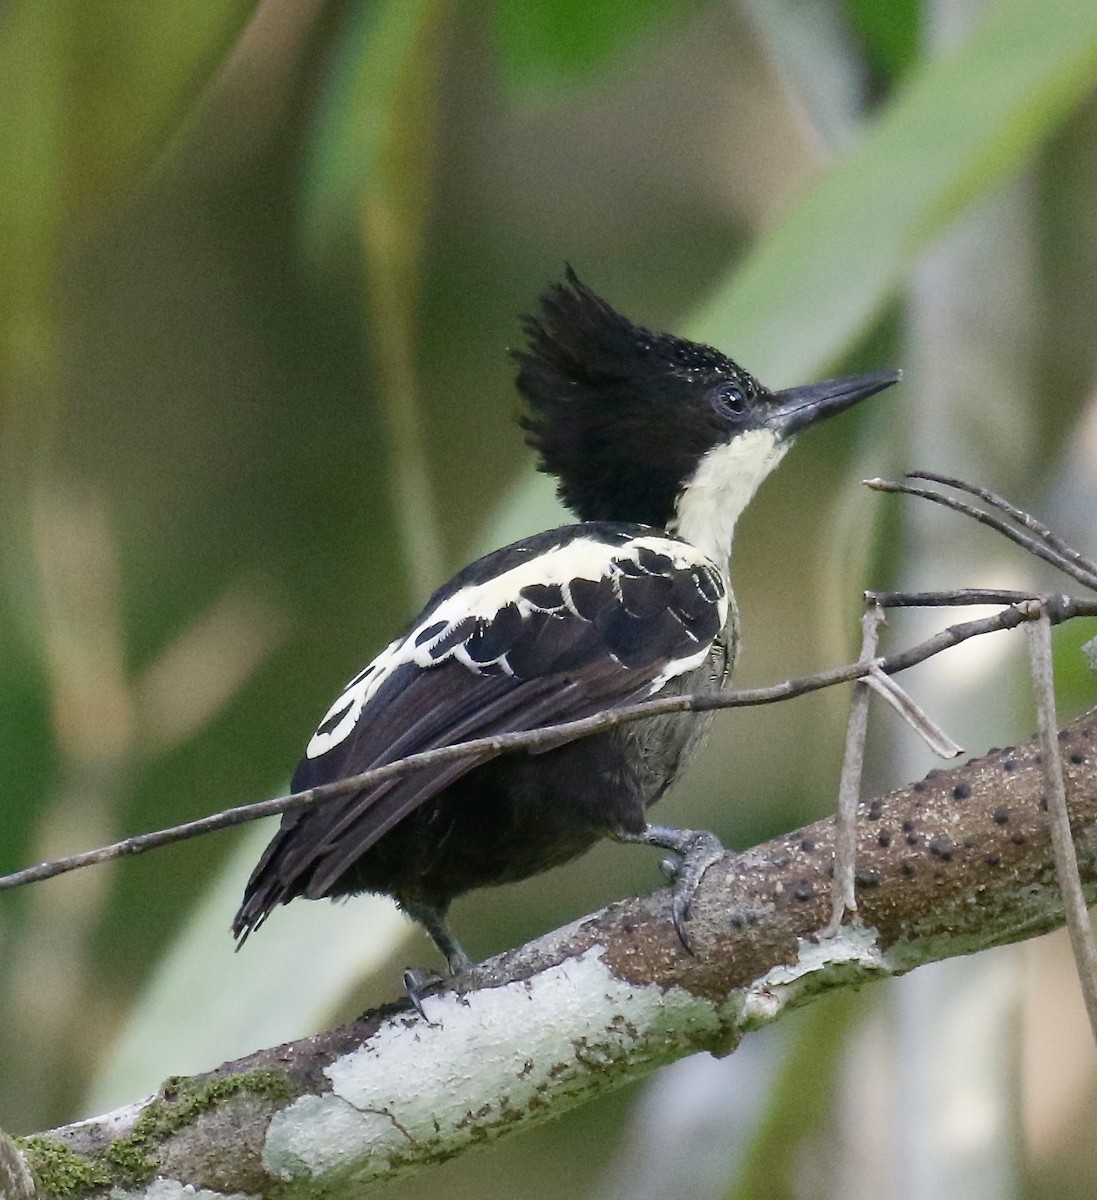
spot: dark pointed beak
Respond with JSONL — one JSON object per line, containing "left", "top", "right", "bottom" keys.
{"left": 766, "top": 368, "right": 901, "bottom": 439}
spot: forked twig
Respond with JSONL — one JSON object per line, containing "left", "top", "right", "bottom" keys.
{"left": 863, "top": 668, "right": 963, "bottom": 759}
{"left": 869, "top": 470, "right": 1097, "bottom": 1047}
{"left": 908, "top": 470, "right": 1097, "bottom": 590}
{"left": 823, "top": 606, "right": 964, "bottom": 939}
{"left": 865, "top": 477, "right": 1097, "bottom": 593}
{"left": 822, "top": 602, "right": 882, "bottom": 936}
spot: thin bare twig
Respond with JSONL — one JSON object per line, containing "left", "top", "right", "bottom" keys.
{"left": 863, "top": 668, "right": 964, "bottom": 759}
{"left": 908, "top": 470, "right": 1097, "bottom": 588}
{"left": 823, "top": 602, "right": 883, "bottom": 935}
{"left": 1025, "top": 610, "right": 1097, "bottom": 1046}
{"left": 867, "top": 588, "right": 1037, "bottom": 608}
{"left": 821, "top": 591, "right": 963, "bottom": 942}
{"left": 3, "top": 593, "right": 1094, "bottom": 897}
{"left": 865, "top": 478, "right": 1097, "bottom": 593}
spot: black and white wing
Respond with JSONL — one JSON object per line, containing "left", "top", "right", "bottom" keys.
{"left": 233, "top": 524, "right": 726, "bottom": 939}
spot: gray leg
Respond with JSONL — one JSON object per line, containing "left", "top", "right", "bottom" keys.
{"left": 615, "top": 824, "right": 725, "bottom": 950}
{"left": 401, "top": 902, "right": 475, "bottom": 1017}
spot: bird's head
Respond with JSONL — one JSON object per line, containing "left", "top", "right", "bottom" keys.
{"left": 515, "top": 269, "right": 899, "bottom": 565}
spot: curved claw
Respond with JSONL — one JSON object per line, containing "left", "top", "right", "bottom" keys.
{"left": 671, "top": 892, "right": 694, "bottom": 952}
{"left": 615, "top": 824, "right": 727, "bottom": 952}
{"left": 668, "top": 831, "right": 725, "bottom": 951}
{"left": 403, "top": 967, "right": 443, "bottom": 1019}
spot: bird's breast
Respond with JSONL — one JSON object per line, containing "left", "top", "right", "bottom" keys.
{"left": 615, "top": 595, "right": 740, "bottom": 810}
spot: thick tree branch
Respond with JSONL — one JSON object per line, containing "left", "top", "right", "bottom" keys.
{"left": 1, "top": 1125, "right": 37, "bottom": 1200}
{"left": 18, "top": 707, "right": 1097, "bottom": 1200}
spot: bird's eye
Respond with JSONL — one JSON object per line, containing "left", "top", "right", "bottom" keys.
{"left": 710, "top": 382, "right": 747, "bottom": 418}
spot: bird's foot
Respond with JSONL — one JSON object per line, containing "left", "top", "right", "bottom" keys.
{"left": 616, "top": 824, "right": 726, "bottom": 952}
{"left": 402, "top": 949, "right": 476, "bottom": 1019}
{"left": 402, "top": 967, "right": 446, "bottom": 1019}
{"left": 400, "top": 901, "right": 476, "bottom": 1018}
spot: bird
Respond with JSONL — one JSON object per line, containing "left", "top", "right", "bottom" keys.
{"left": 232, "top": 269, "right": 899, "bottom": 987}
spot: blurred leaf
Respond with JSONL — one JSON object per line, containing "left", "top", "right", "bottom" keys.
{"left": 494, "top": 0, "right": 706, "bottom": 100}
{"left": 843, "top": 0, "right": 921, "bottom": 83}
{"left": 0, "top": 5, "right": 65, "bottom": 876}
{"left": 67, "top": 2, "right": 254, "bottom": 212}
{"left": 690, "top": 0, "right": 1097, "bottom": 383}
{"left": 85, "top": 1, "right": 462, "bottom": 1106}
{"left": 301, "top": 0, "right": 445, "bottom": 275}
{"left": 0, "top": 0, "right": 256, "bottom": 862}
{"left": 1052, "top": 618, "right": 1097, "bottom": 719}
{"left": 0, "top": 3, "right": 65, "bottom": 427}
{"left": 741, "top": 0, "right": 867, "bottom": 150}
{"left": 475, "top": 469, "right": 568, "bottom": 552}
{"left": 302, "top": 0, "right": 452, "bottom": 605}
{"left": 0, "top": 1, "right": 252, "bottom": 241}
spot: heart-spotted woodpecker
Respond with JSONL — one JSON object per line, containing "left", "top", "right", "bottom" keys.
{"left": 232, "top": 269, "right": 899, "bottom": 985}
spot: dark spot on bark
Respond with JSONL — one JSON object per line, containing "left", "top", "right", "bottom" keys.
{"left": 912, "top": 781, "right": 927, "bottom": 794}
{"left": 906, "top": 833, "right": 921, "bottom": 846}
{"left": 1011, "top": 831, "right": 1027, "bottom": 845}
{"left": 855, "top": 871, "right": 881, "bottom": 889}
{"left": 800, "top": 839, "right": 816, "bottom": 853}
{"left": 1071, "top": 752, "right": 1085, "bottom": 764}
{"left": 877, "top": 830, "right": 892, "bottom": 848}
{"left": 928, "top": 838, "right": 954, "bottom": 861}
{"left": 793, "top": 880, "right": 815, "bottom": 901}
{"left": 1058, "top": 729, "right": 1071, "bottom": 741}
{"left": 901, "top": 861, "right": 916, "bottom": 877}
{"left": 868, "top": 799, "right": 883, "bottom": 820}
{"left": 1038, "top": 795, "right": 1048, "bottom": 811}
{"left": 952, "top": 784, "right": 972, "bottom": 801}
{"left": 1002, "top": 760, "right": 1016, "bottom": 772}
{"left": 902, "top": 819, "right": 916, "bottom": 833}
{"left": 984, "top": 854, "right": 1001, "bottom": 867}
{"left": 993, "top": 808, "right": 1010, "bottom": 825}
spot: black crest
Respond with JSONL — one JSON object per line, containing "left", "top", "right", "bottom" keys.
{"left": 514, "top": 268, "right": 764, "bottom": 527}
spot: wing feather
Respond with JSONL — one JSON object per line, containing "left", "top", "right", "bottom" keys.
{"left": 233, "top": 527, "right": 726, "bottom": 938}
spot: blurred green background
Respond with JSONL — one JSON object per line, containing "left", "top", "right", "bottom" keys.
{"left": 2, "top": 0, "right": 1097, "bottom": 1196}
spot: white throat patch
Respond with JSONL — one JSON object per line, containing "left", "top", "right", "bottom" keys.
{"left": 669, "top": 428, "right": 788, "bottom": 571}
